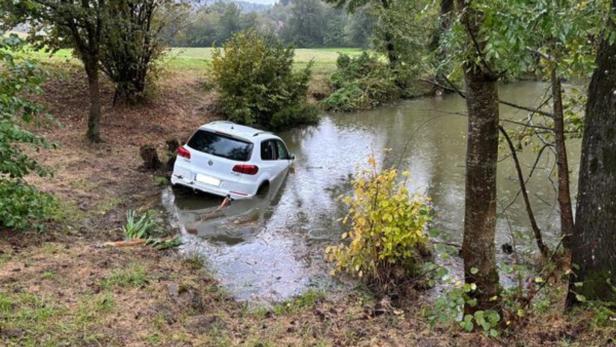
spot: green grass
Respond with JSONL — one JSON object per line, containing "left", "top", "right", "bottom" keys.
{"left": 167, "top": 47, "right": 363, "bottom": 74}
{"left": 0, "top": 290, "right": 118, "bottom": 346}
{"left": 272, "top": 289, "right": 326, "bottom": 316}
{"left": 18, "top": 46, "right": 365, "bottom": 76}
{"left": 100, "top": 264, "right": 149, "bottom": 289}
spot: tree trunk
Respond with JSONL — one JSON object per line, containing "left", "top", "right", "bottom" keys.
{"left": 457, "top": 0, "right": 501, "bottom": 312}
{"left": 567, "top": 0, "right": 616, "bottom": 306}
{"left": 85, "top": 60, "right": 102, "bottom": 143}
{"left": 383, "top": 32, "right": 398, "bottom": 66}
{"left": 551, "top": 68, "right": 575, "bottom": 253}
{"left": 379, "top": 0, "right": 397, "bottom": 66}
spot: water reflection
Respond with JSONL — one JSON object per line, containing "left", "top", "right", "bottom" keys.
{"left": 163, "top": 81, "right": 580, "bottom": 301}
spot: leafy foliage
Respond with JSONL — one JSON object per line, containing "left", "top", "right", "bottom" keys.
{"left": 0, "top": 182, "right": 57, "bottom": 232}
{"left": 0, "top": 35, "right": 56, "bottom": 231}
{"left": 322, "top": 0, "right": 435, "bottom": 112}
{"left": 326, "top": 157, "right": 431, "bottom": 287}
{"left": 323, "top": 53, "right": 415, "bottom": 111}
{"left": 438, "top": 0, "right": 609, "bottom": 84}
{"left": 474, "top": 0, "right": 607, "bottom": 79}
{"left": 373, "top": 0, "right": 436, "bottom": 66}
{"left": 211, "top": 31, "right": 318, "bottom": 130}
{"left": 428, "top": 277, "right": 502, "bottom": 337}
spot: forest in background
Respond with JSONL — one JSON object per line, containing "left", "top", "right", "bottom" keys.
{"left": 164, "top": 0, "right": 375, "bottom": 48}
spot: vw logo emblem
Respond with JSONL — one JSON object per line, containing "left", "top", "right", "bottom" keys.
{"left": 208, "top": 160, "right": 213, "bottom": 166}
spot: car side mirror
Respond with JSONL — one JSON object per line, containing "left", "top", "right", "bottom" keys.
{"left": 288, "top": 154, "right": 295, "bottom": 160}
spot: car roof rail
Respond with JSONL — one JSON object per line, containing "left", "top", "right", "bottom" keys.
{"left": 253, "top": 131, "right": 271, "bottom": 137}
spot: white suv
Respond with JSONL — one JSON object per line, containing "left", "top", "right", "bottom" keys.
{"left": 171, "top": 121, "right": 294, "bottom": 200}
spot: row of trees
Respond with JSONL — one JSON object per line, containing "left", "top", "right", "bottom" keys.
{"left": 328, "top": 0, "right": 616, "bottom": 319}
{"left": 436, "top": 0, "right": 616, "bottom": 311}
{"left": 459, "top": 0, "right": 615, "bottom": 310}
{"left": 1, "top": 0, "right": 183, "bottom": 142}
{"left": 166, "top": 0, "right": 375, "bottom": 48}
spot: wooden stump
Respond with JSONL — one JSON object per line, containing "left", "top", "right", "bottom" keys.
{"left": 140, "top": 144, "right": 162, "bottom": 171}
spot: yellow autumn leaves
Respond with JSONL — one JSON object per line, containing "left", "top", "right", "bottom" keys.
{"left": 325, "top": 156, "right": 431, "bottom": 283}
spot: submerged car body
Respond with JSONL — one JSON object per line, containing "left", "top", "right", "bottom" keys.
{"left": 171, "top": 121, "right": 294, "bottom": 200}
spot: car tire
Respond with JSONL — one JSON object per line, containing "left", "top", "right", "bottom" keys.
{"left": 256, "top": 181, "right": 270, "bottom": 197}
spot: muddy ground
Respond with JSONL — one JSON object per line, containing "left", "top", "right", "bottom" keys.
{"left": 1, "top": 65, "right": 614, "bottom": 346}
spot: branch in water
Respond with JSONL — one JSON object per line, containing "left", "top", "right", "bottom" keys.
{"left": 499, "top": 125, "right": 550, "bottom": 258}
{"left": 421, "top": 76, "right": 556, "bottom": 118}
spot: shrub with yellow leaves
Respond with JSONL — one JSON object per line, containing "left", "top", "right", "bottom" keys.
{"left": 325, "top": 156, "right": 432, "bottom": 288}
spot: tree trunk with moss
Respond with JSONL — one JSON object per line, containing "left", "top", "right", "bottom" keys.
{"left": 567, "top": 0, "right": 616, "bottom": 306}
{"left": 457, "top": 0, "right": 501, "bottom": 312}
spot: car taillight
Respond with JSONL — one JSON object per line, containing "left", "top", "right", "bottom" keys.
{"left": 177, "top": 146, "right": 191, "bottom": 159}
{"left": 232, "top": 164, "right": 258, "bottom": 175}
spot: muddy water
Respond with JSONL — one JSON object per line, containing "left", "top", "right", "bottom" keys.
{"left": 162, "top": 82, "right": 580, "bottom": 302}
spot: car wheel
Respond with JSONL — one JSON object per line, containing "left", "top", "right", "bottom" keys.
{"left": 256, "top": 182, "right": 270, "bottom": 197}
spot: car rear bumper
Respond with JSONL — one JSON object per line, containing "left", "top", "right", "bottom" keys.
{"left": 170, "top": 170, "right": 256, "bottom": 200}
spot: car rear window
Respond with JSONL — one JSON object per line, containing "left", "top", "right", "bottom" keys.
{"left": 187, "top": 130, "right": 253, "bottom": 161}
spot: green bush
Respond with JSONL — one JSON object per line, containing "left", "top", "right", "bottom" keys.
{"left": 211, "top": 31, "right": 318, "bottom": 130}
{"left": 323, "top": 53, "right": 417, "bottom": 112}
{"left": 326, "top": 157, "right": 432, "bottom": 288}
{"left": 0, "top": 182, "right": 57, "bottom": 231}
{"left": 0, "top": 35, "right": 56, "bottom": 232}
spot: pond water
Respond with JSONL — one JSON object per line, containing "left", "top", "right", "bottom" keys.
{"left": 162, "top": 81, "right": 581, "bottom": 302}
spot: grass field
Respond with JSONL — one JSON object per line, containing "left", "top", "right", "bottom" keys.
{"left": 20, "top": 47, "right": 365, "bottom": 76}
{"left": 167, "top": 47, "right": 363, "bottom": 74}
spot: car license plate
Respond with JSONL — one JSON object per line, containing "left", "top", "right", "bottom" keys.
{"left": 195, "top": 174, "right": 221, "bottom": 186}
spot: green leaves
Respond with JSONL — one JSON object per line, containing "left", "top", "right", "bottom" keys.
{"left": 322, "top": 52, "right": 407, "bottom": 112}
{"left": 325, "top": 157, "right": 431, "bottom": 285}
{"left": 460, "top": 314, "right": 474, "bottom": 332}
{"left": 211, "top": 31, "right": 317, "bottom": 130}
{"left": 123, "top": 210, "right": 160, "bottom": 240}
{"left": 457, "top": 310, "right": 500, "bottom": 335}
{"left": 0, "top": 35, "right": 55, "bottom": 231}
{"left": 0, "top": 181, "right": 57, "bottom": 232}
{"left": 122, "top": 210, "right": 181, "bottom": 250}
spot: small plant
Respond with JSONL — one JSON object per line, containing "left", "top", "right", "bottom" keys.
{"left": 121, "top": 210, "right": 181, "bottom": 250}
{"left": 122, "top": 210, "right": 159, "bottom": 240}
{"left": 326, "top": 157, "right": 431, "bottom": 288}
{"left": 427, "top": 276, "right": 501, "bottom": 337}
{"left": 147, "top": 237, "right": 182, "bottom": 250}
